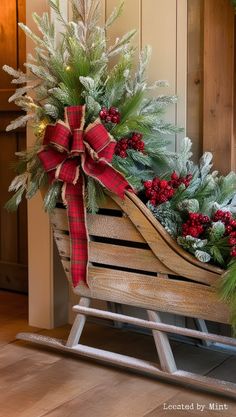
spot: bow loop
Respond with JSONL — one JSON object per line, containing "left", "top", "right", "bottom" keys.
{"left": 39, "top": 148, "right": 67, "bottom": 172}
{"left": 65, "top": 106, "right": 85, "bottom": 131}
{"left": 55, "top": 158, "right": 80, "bottom": 185}
{"left": 49, "top": 122, "right": 71, "bottom": 153}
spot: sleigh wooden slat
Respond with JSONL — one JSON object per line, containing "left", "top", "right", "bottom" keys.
{"left": 51, "top": 211, "right": 146, "bottom": 243}
{"left": 18, "top": 191, "right": 236, "bottom": 398}
{"left": 54, "top": 232, "right": 173, "bottom": 275}
{"left": 60, "top": 263, "right": 229, "bottom": 324}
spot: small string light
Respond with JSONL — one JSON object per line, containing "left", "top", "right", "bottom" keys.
{"left": 66, "top": 65, "right": 71, "bottom": 71}
{"left": 40, "top": 121, "right": 46, "bottom": 129}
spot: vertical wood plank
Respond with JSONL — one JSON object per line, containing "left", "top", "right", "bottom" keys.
{"left": 233, "top": 16, "right": 236, "bottom": 171}
{"left": 187, "top": 0, "right": 204, "bottom": 160}
{"left": 0, "top": 0, "right": 18, "bottom": 88}
{"left": 176, "top": 0, "right": 187, "bottom": 151}
{"left": 17, "top": 132, "right": 28, "bottom": 266}
{"left": 26, "top": 0, "right": 71, "bottom": 328}
{"left": 17, "top": 0, "right": 26, "bottom": 70}
{"left": 142, "top": 0, "right": 177, "bottom": 151}
{"left": 0, "top": 134, "right": 18, "bottom": 262}
{"left": 203, "top": 0, "right": 235, "bottom": 174}
{"left": 106, "top": 0, "right": 141, "bottom": 53}
{"left": 26, "top": 0, "right": 54, "bottom": 328}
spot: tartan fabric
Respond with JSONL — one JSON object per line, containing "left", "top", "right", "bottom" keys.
{"left": 65, "top": 179, "right": 88, "bottom": 288}
{"left": 56, "top": 159, "right": 79, "bottom": 184}
{"left": 71, "top": 130, "right": 84, "bottom": 154}
{"left": 98, "top": 141, "right": 116, "bottom": 162}
{"left": 66, "top": 106, "right": 85, "bottom": 131}
{"left": 38, "top": 105, "right": 132, "bottom": 287}
{"left": 49, "top": 122, "right": 71, "bottom": 152}
{"left": 84, "top": 122, "right": 112, "bottom": 153}
{"left": 38, "top": 148, "right": 67, "bottom": 172}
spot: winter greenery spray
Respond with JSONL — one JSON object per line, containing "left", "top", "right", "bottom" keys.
{"left": 3, "top": 0, "right": 236, "bottom": 329}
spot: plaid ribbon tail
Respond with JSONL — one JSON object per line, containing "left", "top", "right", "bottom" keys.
{"left": 64, "top": 178, "right": 89, "bottom": 288}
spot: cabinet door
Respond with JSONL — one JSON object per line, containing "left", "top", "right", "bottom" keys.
{"left": 0, "top": 0, "right": 28, "bottom": 292}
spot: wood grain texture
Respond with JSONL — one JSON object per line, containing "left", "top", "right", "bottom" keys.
{"left": 51, "top": 209, "right": 146, "bottom": 243}
{"left": 0, "top": 134, "right": 18, "bottom": 263}
{"left": 73, "top": 266, "right": 229, "bottom": 323}
{"left": 52, "top": 191, "right": 229, "bottom": 325}
{"left": 203, "top": 0, "right": 235, "bottom": 174}
{"left": 54, "top": 231, "right": 173, "bottom": 275}
{"left": 142, "top": 0, "right": 177, "bottom": 152}
{"left": 187, "top": 0, "right": 204, "bottom": 160}
{"left": 1, "top": 291, "right": 236, "bottom": 416}
{"left": 0, "top": 0, "right": 27, "bottom": 292}
{"left": 0, "top": 0, "right": 17, "bottom": 89}
{"left": 111, "top": 193, "right": 223, "bottom": 284}
{"left": 0, "top": 261, "right": 27, "bottom": 293}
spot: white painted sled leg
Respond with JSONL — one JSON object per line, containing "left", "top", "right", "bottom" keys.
{"left": 17, "top": 300, "right": 236, "bottom": 399}
{"left": 66, "top": 297, "right": 90, "bottom": 348}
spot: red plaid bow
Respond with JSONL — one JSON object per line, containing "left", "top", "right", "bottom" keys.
{"left": 38, "top": 105, "right": 131, "bottom": 287}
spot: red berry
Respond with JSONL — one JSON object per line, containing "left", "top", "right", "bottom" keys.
{"left": 119, "top": 150, "right": 127, "bottom": 158}
{"left": 230, "top": 220, "right": 236, "bottom": 228}
{"left": 159, "top": 180, "right": 168, "bottom": 189}
{"left": 171, "top": 172, "right": 179, "bottom": 181}
{"left": 106, "top": 115, "right": 112, "bottom": 123}
{"left": 99, "top": 107, "right": 109, "bottom": 120}
{"left": 150, "top": 198, "right": 156, "bottom": 206}
{"left": 111, "top": 115, "right": 120, "bottom": 124}
{"left": 230, "top": 247, "right": 236, "bottom": 257}
{"left": 143, "top": 180, "right": 152, "bottom": 189}
{"left": 109, "top": 106, "right": 119, "bottom": 116}
{"left": 226, "top": 225, "right": 233, "bottom": 235}
{"left": 229, "top": 237, "right": 236, "bottom": 246}
{"left": 152, "top": 178, "right": 160, "bottom": 187}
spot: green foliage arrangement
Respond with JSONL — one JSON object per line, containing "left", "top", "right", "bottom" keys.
{"left": 3, "top": 0, "right": 236, "bottom": 327}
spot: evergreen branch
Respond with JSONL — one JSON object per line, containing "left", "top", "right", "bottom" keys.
{"left": 105, "top": 1, "right": 124, "bottom": 28}
{"left": 5, "top": 187, "right": 26, "bottom": 212}
{"left": 44, "top": 181, "right": 62, "bottom": 212}
{"left": 85, "top": 177, "right": 106, "bottom": 213}
{"left": 219, "top": 260, "right": 236, "bottom": 332}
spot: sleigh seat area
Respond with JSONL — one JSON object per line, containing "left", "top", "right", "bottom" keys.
{"left": 17, "top": 192, "right": 236, "bottom": 399}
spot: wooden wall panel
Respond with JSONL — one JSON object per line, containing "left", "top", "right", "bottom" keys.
{"left": 28, "top": 0, "right": 187, "bottom": 327}
{"left": 0, "top": 1, "right": 18, "bottom": 90}
{"left": 203, "top": 0, "right": 235, "bottom": 174}
{"left": 0, "top": 0, "right": 27, "bottom": 292}
{"left": 187, "top": 0, "right": 204, "bottom": 160}
{"left": 142, "top": 0, "right": 187, "bottom": 151}
{"left": 106, "top": 0, "right": 141, "bottom": 54}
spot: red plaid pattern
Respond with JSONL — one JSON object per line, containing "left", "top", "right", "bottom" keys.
{"left": 38, "top": 105, "right": 132, "bottom": 287}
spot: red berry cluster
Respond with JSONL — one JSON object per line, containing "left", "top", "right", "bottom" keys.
{"left": 99, "top": 106, "right": 121, "bottom": 124}
{"left": 181, "top": 213, "right": 210, "bottom": 238}
{"left": 115, "top": 133, "right": 145, "bottom": 158}
{"left": 143, "top": 178, "right": 175, "bottom": 206}
{"left": 213, "top": 210, "right": 236, "bottom": 257}
{"left": 169, "top": 172, "right": 193, "bottom": 189}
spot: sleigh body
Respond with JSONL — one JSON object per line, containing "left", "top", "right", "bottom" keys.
{"left": 18, "top": 192, "right": 236, "bottom": 398}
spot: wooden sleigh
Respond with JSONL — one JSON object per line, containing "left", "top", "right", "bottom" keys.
{"left": 17, "top": 191, "right": 236, "bottom": 398}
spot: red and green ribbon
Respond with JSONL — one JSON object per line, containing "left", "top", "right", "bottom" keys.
{"left": 38, "top": 105, "right": 131, "bottom": 287}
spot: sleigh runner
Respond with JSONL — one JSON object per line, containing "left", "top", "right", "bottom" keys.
{"left": 18, "top": 191, "right": 236, "bottom": 398}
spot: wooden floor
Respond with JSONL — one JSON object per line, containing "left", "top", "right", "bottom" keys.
{"left": 0, "top": 291, "right": 236, "bottom": 417}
